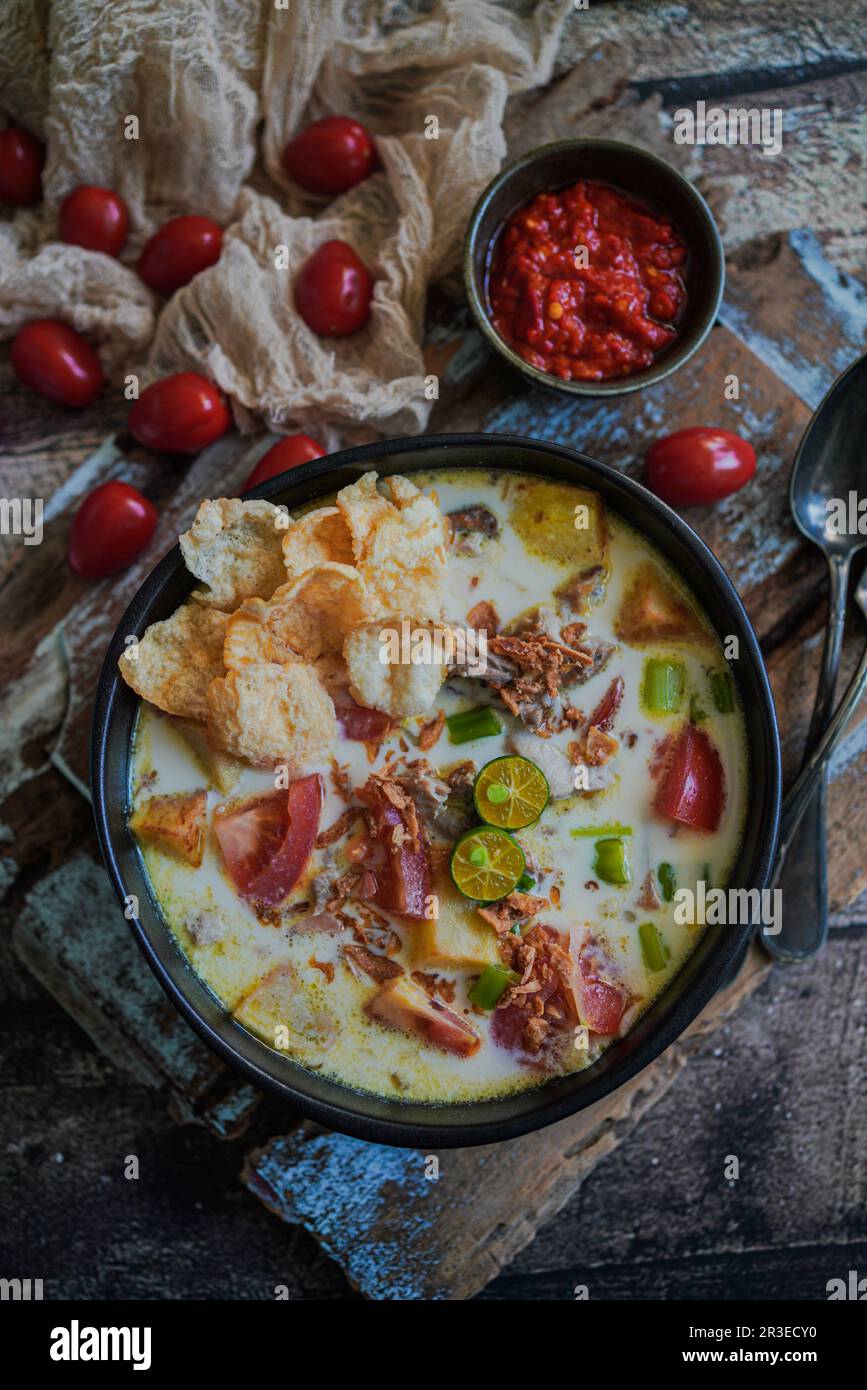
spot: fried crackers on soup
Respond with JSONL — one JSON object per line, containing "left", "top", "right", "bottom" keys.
{"left": 282, "top": 506, "right": 354, "bottom": 582}
{"left": 273, "top": 563, "right": 372, "bottom": 660}
{"left": 343, "top": 618, "right": 448, "bottom": 717}
{"left": 338, "top": 473, "right": 448, "bottom": 620}
{"left": 180, "top": 498, "right": 288, "bottom": 610}
{"left": 118, "top": 603, "right": 228, "bottom": 721}
{"left": 206, "top": 662, "right": 337, "bottom": 768}
{"left": 223, "top": 596, "right": 302, "bottom": 669}
{"left": 223, "top": 563, "right": 370, "bottom": 669}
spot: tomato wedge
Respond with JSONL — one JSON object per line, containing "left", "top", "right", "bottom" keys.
{"left": 654, "top": 722, "right": 725, "bottom": 833}
{"left": 359, "top": 780, "right": 430, "bottom": 919}
{"left": 214, "top": 774, "right": 322, "bottom": 907}
{"left": 336, "top": 701, "right": 392, "bottom": 741}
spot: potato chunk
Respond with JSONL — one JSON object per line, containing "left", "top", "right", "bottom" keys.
{"left": 171, "top": 718, "right": 243, "bottom": 793}
{"left": 233, "top": 963, "right": 340, "bottom": 1053}
{"left": 412, "top": 878, "right": 500, "bottom": 971}
{"left": 615, "top": 562, "right": 709, "bottom": 645}
{"left": 510, "top": 481, "right": 607, "bottom": 571}
{"left": 366, "top": 975, "right": 481, "bottom": 1058}
{"left": 129, "top": 789, "right": 207, "bottom": 867}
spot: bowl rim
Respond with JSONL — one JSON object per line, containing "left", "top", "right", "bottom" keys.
{"left": 463, "top": 137, "right": 725, "bottom": 398}
{"left": 91, "top": 432, "right": 780, "bottom": 1148}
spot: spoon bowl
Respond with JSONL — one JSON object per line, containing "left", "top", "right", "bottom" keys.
{"left": 768, "top": 352, "right": 867, "bottom": 963}
{"left": 790, "top": 353, "right": 867, "bottom": 557}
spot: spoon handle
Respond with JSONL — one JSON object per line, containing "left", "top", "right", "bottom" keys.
{"left": 763, "top": 636, "right": 867, "bottom": 957}
{"left": 765, "top": 555, "right": 850, "bottom": 962}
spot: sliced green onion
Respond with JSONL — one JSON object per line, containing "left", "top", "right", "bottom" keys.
{"left": 710, "top": 671, "right": 734, "bottom": 713}
{"left": 658, "top": 861, "right": 677, "bottom": 903}
{"left": 446, "top": 706, "right": 503, "bottom": 745}
{"left": 639, "top": 921, "right": 670, "bottom": 973}
{"left": 642, "top": 658, "right": 684, "bottom": 714}
{"left": 689, "top": 693, "right": 707, "bottom": 723}
{"left": 515, "top": 871, "right": 536, "bottom": 891}
{"left": 593, "top": 837, "right": 632, "bottom": 886}
{"left": 510, "top": 923, "right": 523, "bottom": 935}
{"left": 571, "top": 824, "right": 633, "bottom": 838}
{"left": 469, "top": 964, "right": 519, "bottom": 1010}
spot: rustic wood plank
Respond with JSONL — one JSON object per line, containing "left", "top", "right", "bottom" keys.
{"left": 721, "top": 229, "right": 867, "bottom": 409}
{"left": 697, "top": 68, "right": 867, "bottom": 276}
{"left": 12, "top": 850, "right": 263, "bottom": 1139}
{"left": 561, "top": 0, "right": 867, "bottom": 89}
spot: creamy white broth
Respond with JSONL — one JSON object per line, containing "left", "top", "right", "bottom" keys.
{"left": 130, "top": 467, "right": 748, "bottom": 1104}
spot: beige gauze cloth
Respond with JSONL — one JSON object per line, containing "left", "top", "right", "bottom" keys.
{"left": 0, "top": 0, "right": 687, "bottom": 445}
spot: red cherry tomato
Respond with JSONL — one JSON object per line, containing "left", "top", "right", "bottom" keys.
{"left": 295, "top": 239, "right": 372, "bottom": 336}
{"left": 645, "top": 427, "right": 756, "bottom": 507}
{"left": 128, "top": 372, "right": 231, "bottom": 454}
{"left": 214, "top": 775, "right": 323, "bottom": 906}
{"left": 10, "top": 319, "right": 103, "bottom": 407}
{"left": 282, "top": 116, "right": 376, "bottom": 196}
{"left": 243, "top": 433, "right": 326, "bottom": 489}
{"left": 58, "top": 185, "right": 129, "bottom": 257}
{"left": 68, "top": 481, "right": 157, "bottom": 579}
{"left": 654, "top": 722, "right": 725, "bottom": 833}
{"left": 138, "top": 215, "right": 223, "bottom": 294}
{"left": 0, "top": 127, "right": 44, "bottom": 205}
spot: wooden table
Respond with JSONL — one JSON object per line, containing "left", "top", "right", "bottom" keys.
{"left": 2, "top": 1, "right": 866, "bottom": 1299}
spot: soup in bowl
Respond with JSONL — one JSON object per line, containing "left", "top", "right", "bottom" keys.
{"left": 116, "top": 460, "right": 753, "bottom": 1108}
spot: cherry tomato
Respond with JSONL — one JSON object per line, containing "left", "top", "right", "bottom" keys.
{"left": 282, "top": 116, "right": 376, "bottom": 196}
{"left": 138, "top": 215, "right": 223, "bottom": 295}
{"left": 654, "top": 723, "right": 725, "bottom": 833}
{"left": 243, "top": 433, "right": 326, "bottom": 489}
{"left": 295, "top": 240, "right": 372, "bottom": 336}
{"left": 58, "top": 185, "right": 129, "bottom": 257}
{"left": 645, "top": 427, "right": 756, "bottom": 507}
{"left": 0, "top": 127, "right": 44, "bottom": 205}
{"left": 68, "top": 481, "right": 157, "bottom": 579}
{"left": 10, "top": 319, "right": 103, "bottom": 407}
{"left": 128, "top": 372, "right": 231, "bottom": 454}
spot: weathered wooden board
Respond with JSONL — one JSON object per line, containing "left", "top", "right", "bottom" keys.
{"left": 242, "top": 945, "right": 770, "bottom": 1301}
{"left": 13, "top": 849, "right": 262, "bottom": 1139}
{"left": 562, "top": 0, "right": 867, "bottom": 90}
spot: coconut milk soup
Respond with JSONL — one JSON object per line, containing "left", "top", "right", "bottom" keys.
{"left": 127, "top": 468, "right": 747, "bottom": 1103}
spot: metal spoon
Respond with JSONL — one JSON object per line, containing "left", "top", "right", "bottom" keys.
{"left": 766, "top": 352, "right": 867, "bottom": 963}
{"left": 765, "top": 570, "right": 867, "bottom": 957}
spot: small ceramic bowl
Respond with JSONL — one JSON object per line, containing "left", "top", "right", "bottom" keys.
{"left": 464, "top": 139, "right": 725, "bottom": 398}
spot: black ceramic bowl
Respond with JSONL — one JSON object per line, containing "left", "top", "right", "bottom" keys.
{"left": 464, "top": 139, "right": 725, "bottom": 397}
{"left": 92, "top": 434, "right": 780, "bottom": 1148}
